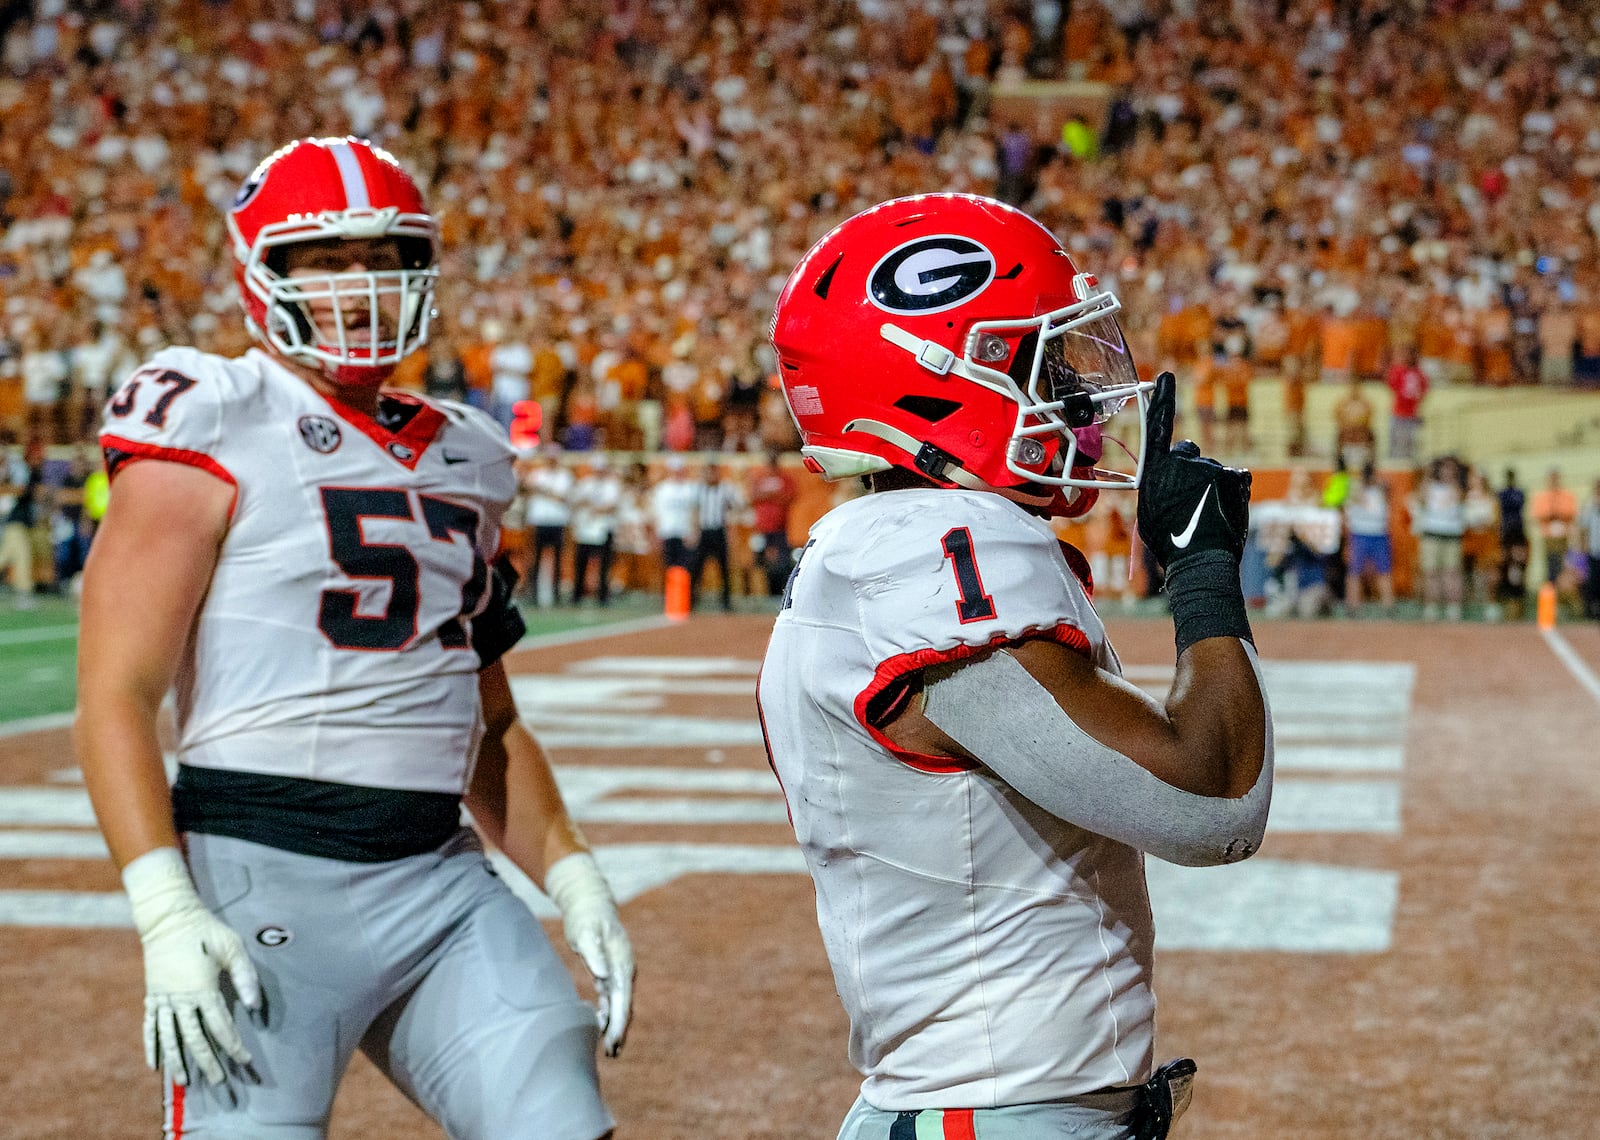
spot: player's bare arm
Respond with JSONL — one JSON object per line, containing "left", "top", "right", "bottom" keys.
{"left": 75, "top": 458, "right": 261, "bottom": 1087}
{"left": 76, "top": 459, "right": 233, "bottom": 868}
{"left": 467, "top": 659, "right": 590, "bottom": 880}
{"left": 469, "top": 660, "right": 636, "bottom": 1057}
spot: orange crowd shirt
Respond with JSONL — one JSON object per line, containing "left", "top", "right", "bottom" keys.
{"left": 1531, "top": 487, "right": 1578, "bottom": 540}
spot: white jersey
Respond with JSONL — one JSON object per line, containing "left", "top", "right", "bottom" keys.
{"left": 100, "top": 347, "right": 516, "bottom": 795}
{"left": 525, "top": 464, "right": 574, "bottom": 527}
{"left": 758, "top": 489, "right": 1155, "bottom": 1110}
{"left": 570, "top": 472, "right": 622, "bottom": 545}
{"left": 649, "top": 477, "right": 700, "bottom": 539}
{"left": 1344, "top": 483, "right": 1391, "bottom": 537}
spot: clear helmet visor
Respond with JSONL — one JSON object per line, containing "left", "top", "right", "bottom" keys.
{"left": 1030, "top": 312, "right": 1141, "bottom": 427}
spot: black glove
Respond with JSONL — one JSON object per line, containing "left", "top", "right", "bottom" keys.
{"left": 1136, "top": 371, "right": 1252, "bottom": 570}
{"left": 470, "top": 555, "right": 527, "bottom": 668}
{"left": 1131, "top": 1058, "right": 1198, "bottom": 1140}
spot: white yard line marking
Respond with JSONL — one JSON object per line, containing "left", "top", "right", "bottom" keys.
{"left": 566, "top": 655, "right": 760, "bottom": 675}
{"left": 0, "top": 653, "right": 1419, "bottom": 950}
{"left": 490, "top": 843, "right": 808, "bottom": 916}
{"left": 1266, "top": 780, "right": 1401, "bottom": 834}
{"left": 0, "top": 891, "right": 129, "bottom": 928}
{"left": 0, "top": 788, "right": 98, "bottom": 826}
{"left": 0, "top": 830, "right": 108, "bottom": 859}
{"left": 1541, "top": 627, "right": 1600, "bottom": 707}
{"left": 514, "top": 615, "right": 678, "bottom": 651}
{"left": 1146, "top": 859, "right": 1399, "bottom": 953}
{"left": 1276, "top": 744, "right": 1404, "bottom": 771}
{"left": 0, "top": 713, "right": 74, "bottom": 740}
{"left": 0, "top": 624, "right": 77, "bottom": 648}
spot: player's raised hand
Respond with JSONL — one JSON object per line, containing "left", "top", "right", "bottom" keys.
{"left": 544, "top": 852, "right": 636, "bottom": 1057}
{"left": 1136, "top": 371, "right": 1252, "bottom": 570}
{"left": 122, "top": 848, "right": 262, "bottom": 1086}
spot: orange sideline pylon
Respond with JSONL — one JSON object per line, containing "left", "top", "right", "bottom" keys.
{"left": 665, "top": 566, "right": 692, "bottom": 622}
{"left": 1536, "top": 581, "right": 1557, "bottom": 631}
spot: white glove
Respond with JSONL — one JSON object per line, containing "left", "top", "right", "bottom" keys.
{"left": 544, "top": 851, "right": 634, "bottom": 1056}
{"left": 122, "top": 847, "right": 262, "bottom": 1086}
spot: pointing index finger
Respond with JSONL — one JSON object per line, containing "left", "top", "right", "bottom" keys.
{"left": 1147, "top": 371, "right": 1176, "bottom": 458}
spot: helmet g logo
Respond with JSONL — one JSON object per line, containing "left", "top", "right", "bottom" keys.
{"left": 231, "top": 172, "right": 266, "bottom": 211}
{"left": 868, "top": 236, "right": 996, "bottom": 315}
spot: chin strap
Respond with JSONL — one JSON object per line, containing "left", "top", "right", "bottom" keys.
{"left": 327, "top": 361, "right": 398, "bottom": 388}
{"left": 844, "top": 417, "right": 1061, "bottom": 511}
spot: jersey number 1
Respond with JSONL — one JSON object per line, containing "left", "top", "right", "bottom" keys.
{"left": 941, "top": 527, "right": 997, "bottom": 623}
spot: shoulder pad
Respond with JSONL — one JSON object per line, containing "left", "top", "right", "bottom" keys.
{"left": 834, "top": 491, "right": 1092, "bottom": 659}
{"left": 100, "top": 348, "right": 248, "bottom": 476}
{"left": 434, "top": 397, "right": 515, "bottom": 457}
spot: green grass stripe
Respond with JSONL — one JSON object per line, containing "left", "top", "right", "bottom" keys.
{"left": 0, "top": 638, "right": 78, "bottom": 722}
{"left": 0, "top": 624, "right": 78, "bottom": 647}
{"left": 0, "top": 593, "right": 687, "bottom": 728}
{"left": 0, "top": 595, "right": 80, "bottom": 632}
{"left": 516, "top": 595, "right": 664, "bottom": 638}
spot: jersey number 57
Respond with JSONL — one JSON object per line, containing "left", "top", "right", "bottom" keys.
{"left": 318, "top": 487, "right": 487, "bottom": 652}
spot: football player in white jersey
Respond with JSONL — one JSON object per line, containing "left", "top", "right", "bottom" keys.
{"left": 75, "top": 137, "right": 632, "bottom": 1140}
{"left": 758, "top": 194, "right": 1274, "bottom": 1140}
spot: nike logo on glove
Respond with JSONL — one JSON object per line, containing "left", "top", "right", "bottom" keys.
{"left": 1170, "top": 485, "right": 1213, "bottom": 549}
{"left": 442, "top": 451, "right": 469, "bottom": 465}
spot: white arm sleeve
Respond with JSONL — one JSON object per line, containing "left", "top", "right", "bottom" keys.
{"left": 922, "top": 642, "right": 1273, "bottom": 867}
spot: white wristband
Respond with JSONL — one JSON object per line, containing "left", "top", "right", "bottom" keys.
{"left": 121, "top": 847, "right": 203, "bottom": 937}
{"left": 543, "top": 852, "right": 613, "bottom": 914}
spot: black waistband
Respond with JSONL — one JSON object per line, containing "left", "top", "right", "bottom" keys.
{"left": 172, "top": 764, "right": 463, "bottom": 863}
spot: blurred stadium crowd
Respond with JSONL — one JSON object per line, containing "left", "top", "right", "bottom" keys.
{"left": 2, "top": 0, "right": 1600, "bottom": 455}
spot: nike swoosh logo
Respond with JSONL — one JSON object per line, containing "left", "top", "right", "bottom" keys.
{"left": 442, "top": 452, "right": 469, "bottom": 465}
{"left": 1170, "top": 485, "right": 1213, "bottom": 549}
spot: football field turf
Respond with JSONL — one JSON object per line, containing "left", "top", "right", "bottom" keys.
{"left": 3, "top": 614, "right": 1598, "bottom": 1138}
{"left": 0, "top": 593, "right": 679, "bottom": 728}
{"left": 0, "top": 597, "right": 82, "bottom": 724}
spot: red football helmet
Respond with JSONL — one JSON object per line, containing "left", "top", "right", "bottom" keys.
{"left": 770, "top": 194, "right": 1153, "bottom": 517}
{"left": 226, "top": 137, "right": 438, "bottom": 385}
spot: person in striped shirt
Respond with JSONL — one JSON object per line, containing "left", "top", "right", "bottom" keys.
{"left": 692, "top": 462, "right": 744, "bottom": 611}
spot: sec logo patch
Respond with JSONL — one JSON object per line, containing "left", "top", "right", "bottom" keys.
{"left": 298, "top": 416, "right": 342, "bottom": 454}
{"left": 256, "top": 926, "right": 293, "bottom": 947}
{"left": 868, "top": 235, "right": 996, "bottom": 315}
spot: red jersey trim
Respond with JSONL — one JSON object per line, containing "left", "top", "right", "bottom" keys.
{"left": 101, "top": 434, "right": 239, "bottom": 521}
{"left": 854, "top": 622, "right": 1095, "bottom": 774}
{"left": 322, "top": 389, "right": 447, "bottom": 471}
{"left": 1057, "top": 539, "right": 1095, "bottom": 599}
